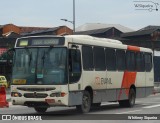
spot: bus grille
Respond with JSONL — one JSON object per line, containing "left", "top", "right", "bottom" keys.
{"left": 24, "top": 93, "right": 48, "bottom": 98}
{"left": 17, "top": 87, "right": 56, "bottom": 92}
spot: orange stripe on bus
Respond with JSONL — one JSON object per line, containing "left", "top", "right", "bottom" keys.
{"left": 118, "top": 71, "right": 137, "bottom": 100}
{"left": 118, "top": 45, "right": 139, "bottom": 100}
{"left": 127, "top": 45, "right": 140, "bottom": 52}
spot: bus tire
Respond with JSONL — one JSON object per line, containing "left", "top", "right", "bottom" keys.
{"left": 76, "top": 91, "right": 91, "bottom": 113}
{"left": 34, "top": 107, "right": 48, "bottom": 113}
{"left": 127, "top": 88, "right": 136, "bottom": 107}
{"left": 119, "top": 88, "right": 136, "bottom": 107}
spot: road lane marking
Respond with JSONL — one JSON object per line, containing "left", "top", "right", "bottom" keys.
{"left": 141, "top": 102, "right": 160, "bottom": 104}
{"left": 101, "top": 102, "right": 118, "bottom": 106}
{"left": 152, "top": 98, "right": 160, "bottom": 100}
{"left": 115, "top": 110, "right": 141, "bottom": 114}
{"left": 141, "top": 104, "right": 149, "bottom": 106}
{"left": 143, "top": 104, "right": 160, "bottom": 109}
{"left": 135, "top": 101, "right": 142, "bottom": 103}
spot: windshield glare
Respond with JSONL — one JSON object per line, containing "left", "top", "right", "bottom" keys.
{"left": 12, "top": 48, "right": 67, "bottom": 85}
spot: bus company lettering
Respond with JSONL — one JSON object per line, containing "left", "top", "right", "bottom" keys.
{"left": 95, "top": 77, "right": 112, "bottom": 85}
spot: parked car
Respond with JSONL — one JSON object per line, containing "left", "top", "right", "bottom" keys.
{"left": 0, "top": 76, "right": 8, "bottom": 88}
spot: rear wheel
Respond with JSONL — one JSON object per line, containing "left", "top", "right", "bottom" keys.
{"left": 76, "top": 91, "right": 91, "bottom": 113}
{"left": 119, "top": 88, "right": 136, "bottom": 107}
{"left": 34, "top": 107, "right": 48, "bottom": 113}
{"left": 127, "top": 88, "right": 136, "bottom": 107}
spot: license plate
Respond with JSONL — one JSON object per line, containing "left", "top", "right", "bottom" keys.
{"left": 13, "top": 79, "right": 26, "bottom": 84}
{"left": 45, "top": 99, "right": 55, "bottom": 103}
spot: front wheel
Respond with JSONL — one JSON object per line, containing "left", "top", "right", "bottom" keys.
{"left": 76, "top": 91, "right": 91, "bottom": 113}
{"left": 34, "top": 107, "right": 48, "bottom": 113}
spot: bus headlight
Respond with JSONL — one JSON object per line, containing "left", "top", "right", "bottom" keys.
{"left": 11, "top": 92, "right": 22, "bottom": 97}
{"left": 50, "top": 93, "right": 61, "bottom": 97}
{"left": 50, "top": 92, "right": 66, "bottom": 97}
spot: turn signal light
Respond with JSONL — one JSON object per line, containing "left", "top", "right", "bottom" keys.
{"left": 61, "top": 92, "right": 66, "bottom": 97}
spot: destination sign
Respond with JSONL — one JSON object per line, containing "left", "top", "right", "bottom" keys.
{"left": 31, "top": 39, "right": 59, "bottom": 46}
{"left": 16, "top": 37, "right": 65, "bottom": 47}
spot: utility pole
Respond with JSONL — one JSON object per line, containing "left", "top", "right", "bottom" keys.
{"left": 61, "top": 0, "right": 76, "bottom": 34}
{"left": 73, "top": 0, "right": 75, "bottom": 33}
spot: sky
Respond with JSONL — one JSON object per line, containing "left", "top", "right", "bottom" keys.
{"left": 0, "top": 0, "right": 160, "bottom": 30}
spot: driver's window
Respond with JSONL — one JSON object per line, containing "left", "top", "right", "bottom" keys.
{"left": 69, "top": 49, "right": 81, "bottom": 83}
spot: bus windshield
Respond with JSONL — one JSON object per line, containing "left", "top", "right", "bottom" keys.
{"left": 12, "top": 47, "right": 67, "bottom": 85}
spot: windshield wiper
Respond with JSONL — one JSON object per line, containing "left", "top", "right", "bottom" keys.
{"left": 42, "top": 51, "right": 46, "bottom": 66}
{"left": 24, "top": 48, "right": 32, "bottom": 66}
{"left": 29, "top": 52, "right": 32, "bottom": 66}
{"left": 41, "top": 48, "right": 52, "bottom": 66}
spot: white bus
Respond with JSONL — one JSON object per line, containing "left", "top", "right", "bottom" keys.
{"left": 11, "top": 35, "right": 154, "bottom": 113}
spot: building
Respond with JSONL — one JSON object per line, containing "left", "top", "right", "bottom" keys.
{"left": 75, "top": 23, "right": 134, "bottom": 32}
{"left": 0, "top": 23, "right": 73, "bottom": 49}
{"left": 121, "top": 26, "right": 160, "bottom": 49}
{"left": 22, "top": 26, "right": 72, "bottom": 36}
{"left": 75, "top": 27, "right": 123, "bottom": 40}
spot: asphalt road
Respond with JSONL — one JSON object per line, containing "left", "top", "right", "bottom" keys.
{"left": 1, "top": 93, "right": 160, "bottom": 122}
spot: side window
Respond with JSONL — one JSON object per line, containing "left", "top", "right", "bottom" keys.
{"left": 69, "top": 49, "right": 81, "bottom": 83}
{"left": 116, "top": 50, "right": 126, "bottom": 71}
{"left": 144, "top": 53, "right": 152, "bottom": 72}
{"left": 93, "top": 47, "right": 106, "bottom": 71}
{"left": 126, "top": 51, "right": 135, "bottom": 71}
{"left": 136, "top": 52, "right": 145, "bottom": 72}
{"left": 105, "top": 48, "right": 116, "bottom": 71}
{"left": 82, "top": 46, "right": 94, "bottom": 70}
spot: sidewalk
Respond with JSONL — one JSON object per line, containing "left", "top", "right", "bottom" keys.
{"left": 154, "top": 82, "right": 160, "bottom": 93}
{"left": 154, "top": 87, "right": 160, "bottom": 93}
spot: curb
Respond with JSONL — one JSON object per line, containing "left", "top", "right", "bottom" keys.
{"left": 154, "top": 87, "right": 160, "bottom": 93}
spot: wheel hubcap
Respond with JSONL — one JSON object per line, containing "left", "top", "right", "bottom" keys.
{"left": 83, "top": 96, "right": 89, "bottom": 108}
{"left": 130, "top": 93, "right": 135, "bottom": 105}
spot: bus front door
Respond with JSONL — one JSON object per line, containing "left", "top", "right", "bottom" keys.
{"left": 68, "top": 44, "right": 83, "bottom": 105}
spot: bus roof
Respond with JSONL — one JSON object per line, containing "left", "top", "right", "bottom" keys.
{"left": 15, "top": 35, "right": 152, "bottom": 53}
{"left": 65, "top": 35, "right": 122, "bottom": 44}
{"left": 65, "top": 35, "right": 152, "bottom": 53}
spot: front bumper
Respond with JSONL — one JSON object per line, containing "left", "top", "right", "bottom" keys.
{"left": 11, "top": 96, "right": 68, "bottom": 107}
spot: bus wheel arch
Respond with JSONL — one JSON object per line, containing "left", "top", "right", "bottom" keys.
{"left": 84, "top": 86, "right": 93, "bottom": 103}
{"left": 130, "top": 84, "right": 136, "bottom": 96}
{"left": 76, "top": 86, "right": 93, "bottom": 113}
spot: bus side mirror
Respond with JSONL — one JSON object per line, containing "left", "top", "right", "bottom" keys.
{"left": 71, "top": 44, "right": 79, "bottom": 49}
{"left": 7, "top": 48, "right": 15, "bottom": 65}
